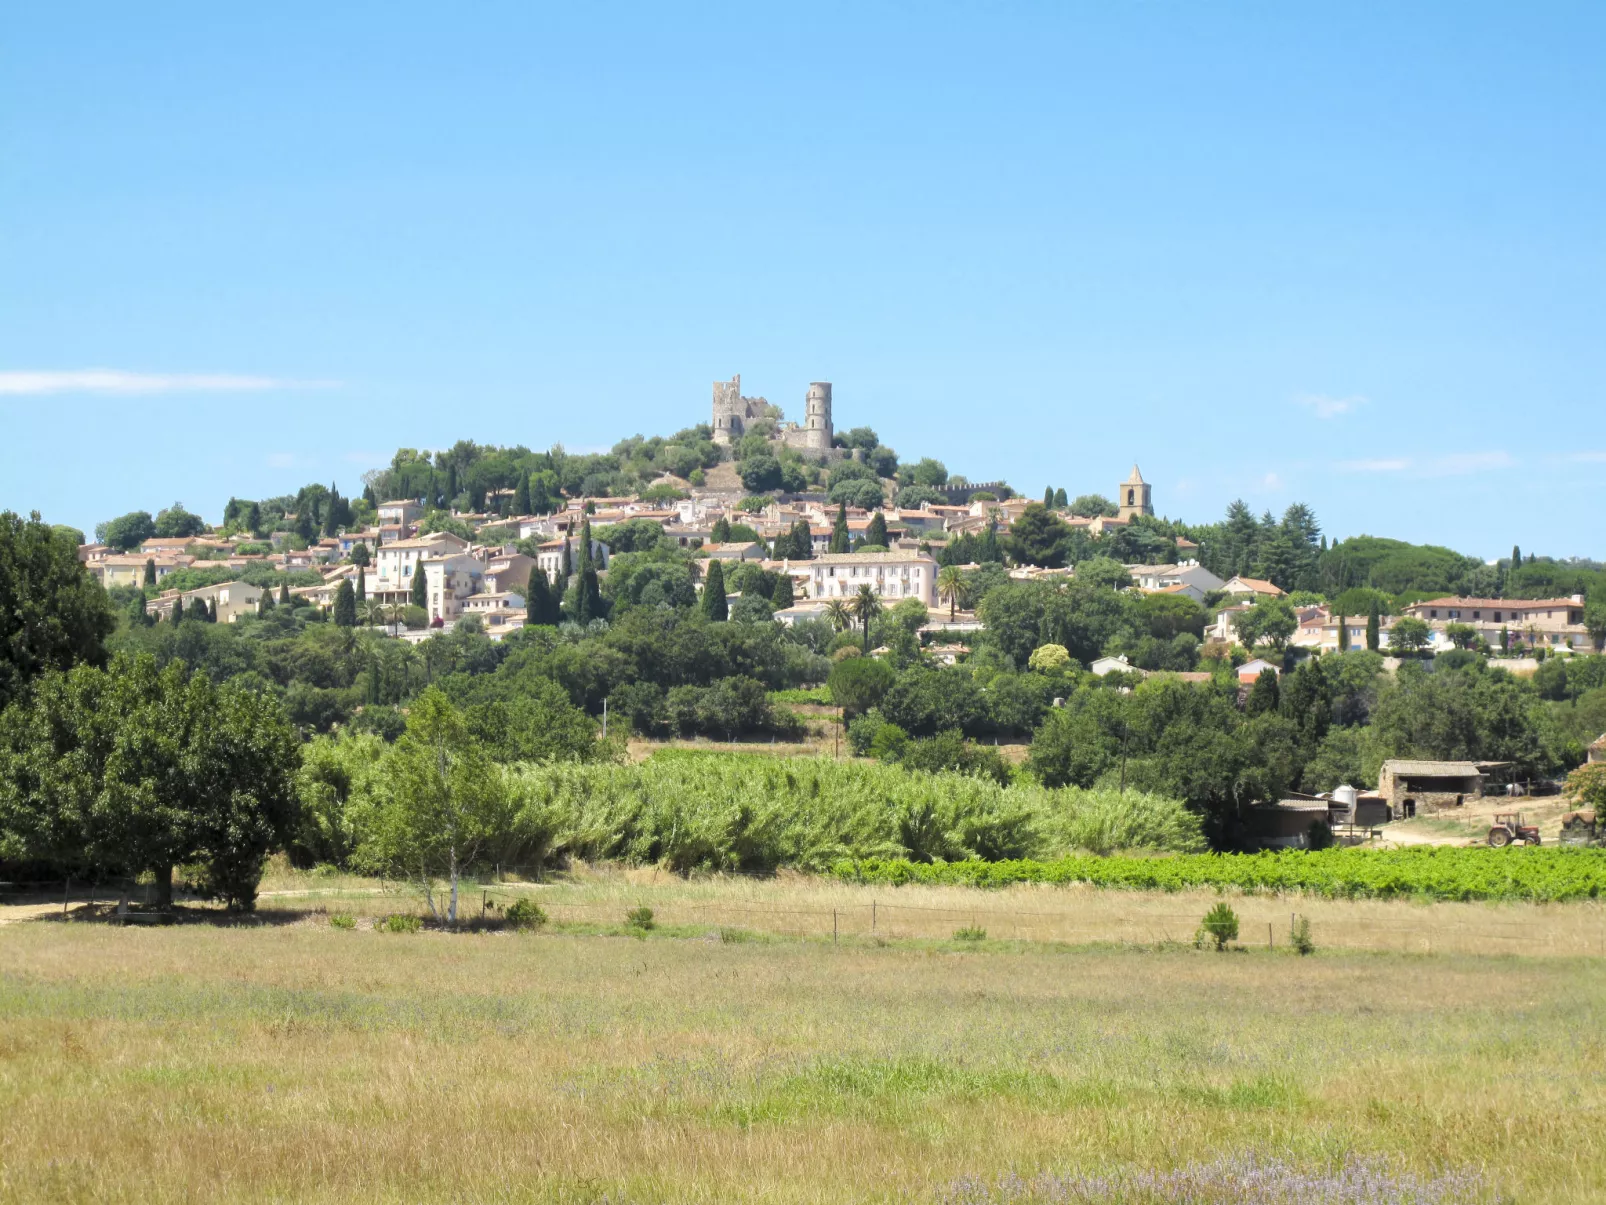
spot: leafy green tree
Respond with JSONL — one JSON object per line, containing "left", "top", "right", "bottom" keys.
{"left": 1245, "top": 667, "right": 1281, "bottom": 716}
{"left": 701, "top": 559, "right": 728, "bottom": 621}
{"left": 937, "top": 565, "right": 969, "bottom": 620}
{"left": 906, "top": 457, "right": 948, "bottom": 488}
{"left": 829, "top": 502, "right": 850, "bottom": 553}
{"left": 359, "top": 688, "right": 503, "bottom": 924}
{"left": 1585, "top": 593, "right": 1606, "bottom": 652}
{"left": 0, "top": 512, "right": 116, "bottom": 709}
{"left": 1444, "top": 622, "right": 1478, "bottom": 650}
{"left": 1232, "top": 596, "right": 1297, "bottom": 651}
{"left": 1069, "top": 494, "right": 1116, "bottom": 518}
{"left": 350, "top": 542, "right": 371, "bottom": 567}
{"left": 1389, "top": 616, "right": 1431, "bottom": 653}
{"left": 154, "top": 502, "right": 206, "bottom": 539}
{"left": 738, "top": 454, "right": 782, "bottom": 493}
{"left": 829, "top": 478, "right": 884, "bottom": 509}
{"left": 333, "top": 580, "right": 358, "bottom": 628}
{"left": 850, "top": 584, "right": 883, "bottom": 651}
{"left": 827, "top": 655, "right": 895, "bottom": 715}
{"left": 1007, "top": 503, "right": 1074, "bottom": 568}
{"left": 97, "top": 511, "right": 156, "bottom": 552}
{"left": 771, "top": 575, "right": 794, "bottom": 609}
{"left": 410, "top": 564, "right": 428, "bottom": 610}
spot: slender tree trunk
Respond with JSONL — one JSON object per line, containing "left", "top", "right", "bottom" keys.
{"left": 448, "top": 846, "right": 459, "bottom": 926}
{"left": 154, "top": 864, "right": 173, "bottom": 911}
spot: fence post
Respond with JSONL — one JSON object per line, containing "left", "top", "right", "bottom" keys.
{"left": 833, "top": 909, "right": 838, "bottom": 945}
{"left": 872, "top": 901, "right": 877, "bottom": 934}
{"left": 1268, "top": 922, "right": 1273, "bottom": 951}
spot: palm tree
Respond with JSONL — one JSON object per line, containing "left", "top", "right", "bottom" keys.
{"left": 824, "top": 598, "right": 851, "bottom": 632}
{"left": 937, "top": 565, "right": 968, "bottom": 621}
{"left": 850, "top": 584, "right": 882, "bottom": 652}
{"left": 360, "top": 599, "right": 387, "bottom": 629}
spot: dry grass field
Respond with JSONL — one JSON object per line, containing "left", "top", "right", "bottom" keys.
{"left": 1, "top": 875, "right": 1604, "bottom": 1203}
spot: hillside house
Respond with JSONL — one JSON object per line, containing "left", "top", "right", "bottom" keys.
{"left": 1376, "top": 759, "right": 1492, "bottom": 817}
{"left": 807, "top": 551, "right": 938, "bottom": 605}
{"left": 1400, "top": 596, "right": 1590, "bottom": 651}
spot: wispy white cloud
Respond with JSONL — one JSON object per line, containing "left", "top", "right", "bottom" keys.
{"left": 1564, "top": 450, "right": 1606, "bottom": 463}
{"left": 1296, "top": 393, "right": 1366, "bottom": 420}
{"left": 1425, "top": 451, "right": 1513, "bottom": 476}
{"left": 1339, "top": 458, "right": 1411, "bottom": 473}
{"left": 0, "top": 369, "right": 337, "bottom": 395}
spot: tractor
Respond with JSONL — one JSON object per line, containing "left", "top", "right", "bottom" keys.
{"left": 1487, "top": 813, "right": 1540, "bottom": 848}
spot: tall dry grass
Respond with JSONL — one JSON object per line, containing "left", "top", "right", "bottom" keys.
{"left": 0, "top": 913, "right": 1602, "bottom": 1203}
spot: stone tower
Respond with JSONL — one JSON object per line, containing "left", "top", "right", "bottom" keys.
{"left": 801, "top": 382, "right": 833, "bottom": 452}
{"left": 711, "top": 374, "right": 745, "bottom": 445}
{"left": 1117, "top": 464, "right": 1153, "bottom": 521}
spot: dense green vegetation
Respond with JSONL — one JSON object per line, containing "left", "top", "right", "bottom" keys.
{"left": 836, "top": 846, "right": 1606, "bottom": 902}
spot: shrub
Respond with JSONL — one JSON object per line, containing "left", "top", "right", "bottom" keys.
{"left": 626, "top": 906, "right": 655, "bottom": 931}
{"left": 328, "top": 912, "right": 356, "bottom": 930}
{"left": 952, "top": 926, "right": 987, "bottom": 942}
{"left": 504, "top": 898, "right": 547, "bottom": 931}
{"left": 1291, "top": 915, "right": 1315, "bottom": 956}
{"left": 1198, "top": 903, "right": 1239, "bottom": 951}
{"left": 382, "top": 913, "right": 422, "bottom": 934}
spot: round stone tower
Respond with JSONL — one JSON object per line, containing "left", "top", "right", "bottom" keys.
{"left": 803, "top": 382, "right": 833, "bottom": 451}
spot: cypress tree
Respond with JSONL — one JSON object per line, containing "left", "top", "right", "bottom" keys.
{"left": 525, "top": 566, "right": 553, "bottom": 626}
{"left": 1053, "top": 487, "right": 1067, "bottom": 509}
{"left": 513, "top": 470, "right": 531, "bottom": 516}
{"left": 333, "top": 580, "right": 357, "bottom": 627}
{"left": 1044, "top": 486, "right": 1054, "bottom": 507}
{"left": 143, "top": 558, "right": 156, "bottom": 586}
{"left": 577, "top": 518, "right": 594, "bottom": 576}
{"left": 356, "top": 566, "right": 366, "bottom": 601}
{"left": 978, "top": 520, "right": 1001, "bottom": 563}
{"left": 1512, "top": 544, "right": 1521, "bottom": 568}
{"left": 560, "top": 538, "right": 572, "bottom": 581}
{"left": 829, "top": 502, "right": 850, "bottom": 553}
{"left": 1366, "top": 602, "right": 1380, "bottom": 652}
{"left": 711, "top": 516, "right": 731, "bottom": 543}
{"left": 171, "top": 596, "right": 184, "bottom": 623}
{"left": 135, "top": 592, "right": 149, "bottom": 626}
{"left": 575, "top": 565, "right": 602, "bottom": 624}
{"left": 207, "top": 598, "right": 218, "bottom": 623}
{"left": 410, "top": 564, "right": 428, "bottom": 610}
{"left": 771, "top": 575, "right": 794, "bottom": 609}
{"left": 261, "top": 587, "right": 275, "bottom": 612}
{"left": 864, "top": 512, "right": 888, "bottom": 548}
{"left": 323, "top": 485, "right": 341, "bottom": 537}
{"left": 279, "top": 583, "right": 292, "bottom": 606}
{"left": 701, "top": 559, "right": 728, "bottom": 621}
{"left": 1337, "top": 614, "right": 1349, "bottom": 652}
{"left": 362, "top": 484, "right": 377, "bottom": 508}
{"left": 793, "top": 518, "right": 814, "bottom": 561}
{"left": 446, "top": 463, "right": 458, "bottom": 509}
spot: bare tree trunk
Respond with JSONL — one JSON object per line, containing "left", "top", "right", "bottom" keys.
{"left": 448, "top": 846, "right": 458, "bottom": 926}
{"left": 154, "top": 865, "right": 173, "bottom": 911}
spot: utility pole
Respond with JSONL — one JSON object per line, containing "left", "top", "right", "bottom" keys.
{"left": 601, "top": 697, "right": 608, "bottom": 739}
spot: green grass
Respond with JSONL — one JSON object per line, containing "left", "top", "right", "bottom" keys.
{"left": 0, "top": 918, "right": 1601, "bottom": 1202}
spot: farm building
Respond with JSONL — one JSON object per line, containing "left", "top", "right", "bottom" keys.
{"left": 1376, "top": 759, "right": 1503, "bottom": 817}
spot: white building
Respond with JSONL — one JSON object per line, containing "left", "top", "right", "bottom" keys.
{"left": 373, "top": 532, "right": 470, "bottom": 601}
{"left": 807, "top": 551, "right": 938, "bottom": 605}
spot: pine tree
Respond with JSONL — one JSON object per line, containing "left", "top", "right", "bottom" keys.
{"left": 525, "top": 566, "right": 553, "bottom": 626}
{"left": 333, "top": 580, "right": 357, "bottom": 627}
{"left": 864, "top": 511, "right": 887, "bottom": 548}
{"left": 829, "top": 502, "right": 850, "bottom": 553}
{"left": 771, "top": 575, "right": 794, "bottom": 609}
{"left": 410, "top": 564, "right": 428, "bottom": 611}
{"left": 356, "top": 566, "right": 366, "bottom": 602}
{"left": 143, "top": 558, "right": 156, "bottom": 586}
{"left": 1366, "top": 602, "right": 1380, "bottom": 652}
{"left": 701, "top": 559, "right": 728, "bottom": 621}
{"left": 513, "top": 470, "right": 531, "bottom": 516}
{"left": 279, "top": 583, "right": 292, "bottom": 607}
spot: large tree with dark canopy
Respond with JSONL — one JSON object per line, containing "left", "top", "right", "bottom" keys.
{"left": 0, "top": 511, "right": 117, "bottom": 709}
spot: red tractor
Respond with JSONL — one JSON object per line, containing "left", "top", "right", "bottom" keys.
{"left": 1487, "top": 813, "right": 1540, "bottom": 848}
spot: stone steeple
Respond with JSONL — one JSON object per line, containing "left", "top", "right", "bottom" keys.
{"left": 1117, "top": 464, "right": 1153, "bottom": 521}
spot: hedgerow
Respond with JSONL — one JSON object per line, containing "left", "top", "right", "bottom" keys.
{"left": 831, "top": 846, "right": 1606, "bottom": 903}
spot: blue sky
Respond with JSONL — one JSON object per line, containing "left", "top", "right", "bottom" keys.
{"left": 3, "top": 2, "right": 1602, "bottom": 558}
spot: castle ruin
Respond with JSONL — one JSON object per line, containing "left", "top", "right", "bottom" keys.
{"left": 712, "top": 374, "right": 835, "bottom": 457}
